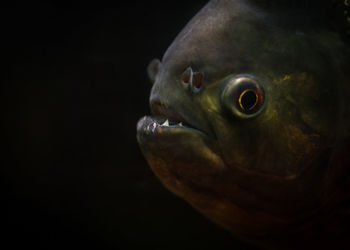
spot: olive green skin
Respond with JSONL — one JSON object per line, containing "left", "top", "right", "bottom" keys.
{"left": 137, "top": 0, "right": 350, "bottom": 248}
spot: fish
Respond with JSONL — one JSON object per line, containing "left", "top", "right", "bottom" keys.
{"left": 137, "top": 0, "right": 350, "bottom": 249}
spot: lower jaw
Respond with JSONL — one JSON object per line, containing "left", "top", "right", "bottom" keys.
{"left": 146, "top": 154, "right": 310, "bottom": 236}
{"left": 136, "top": 117, "right": 325, "bottom": 241}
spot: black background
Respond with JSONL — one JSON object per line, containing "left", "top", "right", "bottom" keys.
{"left": 2, "top": 2, "right": 257, "bottom": 249}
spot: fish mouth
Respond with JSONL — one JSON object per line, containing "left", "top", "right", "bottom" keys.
{"left": 136, "top": 99, "right": 224, "bottom": 183}
{"left": 136, "top": 101, "right": 208, "bottom": 138}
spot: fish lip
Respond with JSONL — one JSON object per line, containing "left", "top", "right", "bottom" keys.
{"left": 150, "top": 101, "right": 189, "bottom": 125}
{"left": 136, "top": 100, "right": 211, "bottom": 138}
{"left": 136, "top": 115, "right": 208, "bottom": 139}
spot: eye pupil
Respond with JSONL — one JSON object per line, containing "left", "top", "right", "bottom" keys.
{"left": 239, "top": 89, "right": 258, "bottom": 111}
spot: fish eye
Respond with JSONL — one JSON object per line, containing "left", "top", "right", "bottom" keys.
{"left": 221, "top": 75, "right": 265, "bottom": 119}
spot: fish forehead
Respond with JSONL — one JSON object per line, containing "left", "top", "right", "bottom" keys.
{"left": 159, "top": 0, "right": 339, "bottom": 85}
{"left": 161, "top": 0, "right": 258, "bottom": 81}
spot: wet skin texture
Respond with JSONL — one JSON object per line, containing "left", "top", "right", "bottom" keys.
{"left": 137, "top": 0, "right": 350, "bottom": 249}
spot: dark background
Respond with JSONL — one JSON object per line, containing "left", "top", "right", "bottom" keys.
{"left": 2, "top": 2, "right": 257, "bottom": 249}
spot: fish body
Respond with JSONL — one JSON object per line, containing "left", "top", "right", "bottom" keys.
{"left": 137, "top": 0, "right": 350, "bottom": 248}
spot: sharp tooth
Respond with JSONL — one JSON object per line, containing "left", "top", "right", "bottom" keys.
{"left": 162, "top": 119, "right": 169, "bottom": 127}
{"left": 152, "top": 122, "right": 157, "bottom": 132}
{"left": 178, "top": 122, "right": 184, "bottom": 127}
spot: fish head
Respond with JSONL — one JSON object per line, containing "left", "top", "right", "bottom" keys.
{"left": 137, "top": 0, "right": 350, "bottom": 240}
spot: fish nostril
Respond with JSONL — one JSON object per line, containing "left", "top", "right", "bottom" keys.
{"left": 192, "top": 72, "right": 203, "bottom": 89}
{"left": 181, "top": 67, "right": 204, "bottom": 93}
{"left": 182, "top": 67, "right": 193, "bottom": 85}
{"left": 183, "top": 74, "right": 191, "bottom": 84}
